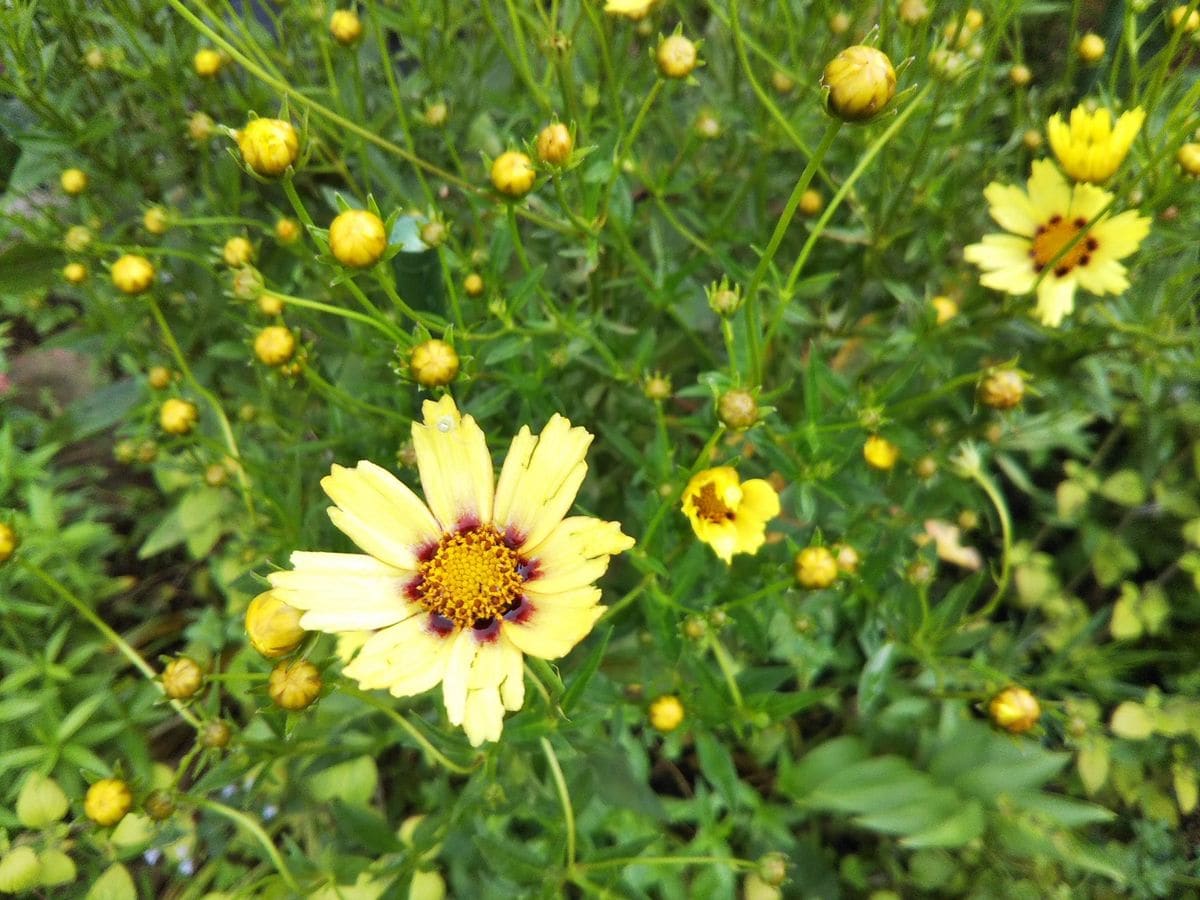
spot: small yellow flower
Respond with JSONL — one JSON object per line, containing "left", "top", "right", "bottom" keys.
{"left": 657, "top": 34, "right": 698, "bottom": 79}
{"left": 799, "top": 189, "right": 824, "bottom": 217}
{"left": 978, "top": 369, "right": 1025, "bottom": 410}
{"left": 143, "top": 206, "right": 169, "bottom": 235}
{"left": 964, "top": 160, "right": 1151, "bottom": 327}
{"left": 84, "top": 778, "right": 132, "bottom": 827}
{"left": 411, "top": 339, "right": 460, "bottom": 387}
{"left": 258, "top": 293, "right": 283, "bottom": 316}
{"left": 193, "top": 48, "right": 222, "bottom": 77}
{"left": 771, "top": 70, "right": 796, "bottom": 94}
{"left": 61, "top": 168, "right": 88, "bottom": 195}
{"left": 160, "top": 398, "right": 199, "bottom": 435}
{"left": 491, "top": 151, "right": 536, "bottom": 198}
{"left": 111, "top": 254, "right": 156, "bottom": 295}
{"left": 64, "top": 225, "right": 93, "bottom": 252}
{"left": 863, "top": 435, "right": 900, "bottom": 470}
{"left": 245, "top": 590, "right": 307, "bottom": 658}
{"left": 63, "top": 262, "right": 88, "bottom": 284}
{"left": 464, "top": 273, "right": 485, "bottom": 297}
{"left": 254, "top": 326, "right": 296, "bottom": 366}
{"left": 329, "top": 209, "right": 388, "bottom": 268}
{"left": 604, "top": 0, "right": 656, "bottom": 20}
{"left": 1077, "top": 33, "right": 1105, "bottom": 63}
{"left": 1047, "top": 105, "right": 1145, "bottom": 183}
{"left": 681, "top": 467, "right": 780, "bottom": 564}
{"left": 222, "top": 236, "right": 255, "bottom": 268}
{"left": 329, "top": 9, "right": 363, "bottom": 45}
{"left": 649, "top": 695, "right": 685, "bottom": 732}
{"left": 989, "top": 686, "right": 1041, "bottom": 733}
{"left": 536, "top": 123, "right": 573, "bottom": 165}
{"left": 268, "top": 659, "right": 323, "bottom": 710}
{"left": 898, "top": 0, "right": 928, "bottom": 25}
{"left": 275, "top": 217, "right": 301, "bottom": 243}
{"left": 1179, "top": 143, "right": 1200, "bottom": 177}
{"left": 821, "top": 46, "right": 896, "bottom": 122}
{"left": 1009, "top": 64, "right": 1032, "bottom": 87}
{"left": 0, "top": 522, "right": 17, "bottom": 564}
{"left": 236, "top": 118, "right": 300, "bottom": 177}
{"left": 794, "top": 546, "right": 838, "bottom": 589}
{"left": 162, "top": 656, "right": 204, "bottom": 700}
{"left": 188, "top": 111, "right": 215, "bottom": 142}
{"left": 931, "top": 295, "right": 958, "bottom": 324}
{"left": 1170, "top": 5, "right": 1200, "bottom": 32}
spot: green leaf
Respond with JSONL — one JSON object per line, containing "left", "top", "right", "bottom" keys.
{"left": 306, "top": 756, "right": 378, "bottom": 807}
{"left": 85, "top": 863, "right": 136, "bottom": 900}
{"left": 778, "top": 736, "right": 869, "bottom": 798}
{"left": 1098, "top": 470, "right": 1145, "bottom": 507}
{"left": 695, "top": 731, "right": 741, "bottom": 809}
{"left": 900, "top": 799, "right": 985, "bottom": 848}
{"left": 1008, "top": 792, "right": 1115, "bottom": 827}
{"left": 560, "top": 627, "right": 611, "bottom": 714}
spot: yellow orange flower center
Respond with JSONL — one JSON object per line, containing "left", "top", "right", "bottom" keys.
{"left": 415, "top": 526, "right": 526, "bottom": 629}
{"left": 1030, "top": 215, "right": 1099, "bottom": 277}
{"left": 693, "top": 483, "right": 734, "bottom": 523}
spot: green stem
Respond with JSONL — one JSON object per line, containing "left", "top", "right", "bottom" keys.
{"left": 541, "top": 737, "right": 577, "bottom": 871}
{"left": 194, "top": 799, "right": 301, "bottom": 891}
{"left": 343, "top": 686, "right": 477, "bottom": 774}
{"left": 265, "top": 290, "right": 401, "bottom": 341}
{"left": 576, "top": 855, "right": 755, "bottom": 872}
{"left": 708, "top": 635, "right": 744, "bottom": 712}
{"left": 639, "top": 427, "right": 726, "bottom": 550}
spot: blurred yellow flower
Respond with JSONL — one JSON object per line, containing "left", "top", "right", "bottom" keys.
{"left": 329, "top": 9, "right": 363, "bottom": 45}
{"left": 1047, "top": 105, "right": 1145, "bottom": 183}
{"left": 649, "top": 695, "right": 684, "bottom": 732}
{"left": 160, "top": 398, "right": 198, "bottom": 435}
{"left": 863, "top": 435, "right": 899, "bottom": 470}
{"left": 111, "top": 254, "right": 156, "bottom": 295}
{"left": 964, "top": 160, "right": 1150, "bottom": 326}
{"left": 604, "top": 0, "right": 656, "bottom": 20}
{"left": 989, "top": 686, "right": 1041, "bottom": 734}
{"left": 268, "top": 396, "right": 633, "bottom": 745}
{"left": 60, "top": 168, "right": 88, "bottom": 195}
{"left": 681, "top": 467, "right": 780, "bottom": 564}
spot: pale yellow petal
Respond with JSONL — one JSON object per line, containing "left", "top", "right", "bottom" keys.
{"left": 1027, "top": 159, "right": 1071, "bottom": 218}
{"left": 342, "top": 615, "right": 452, "bottom": 695}
{"left": 1068, "top": 182, "right": 1112, "bottom": 221}
{"left": 498, "top": 638, "right": 525, "bottom": 711}
{"left": 1092, "top": 211, "right": 1150, "bottom": 260}
{"left": 441, "top": 628, "right": 478, "bottom": 726}
{"left": 1075, "top": 258, "right": 1129, "bottom": 296}
{"left": 412, "top": 396, "right": 494, "bottom": 530}
{"left": 525, "top": 516, "right": 634, "bottom": 594}
{"left": 462, "top": 685, "right": 505, "bottom": 746}
{"left": 965, "top": 233, "right": 1033, "bottom": 270}
{"left": 1034, "top": 275, "right": 1078, "bottom": 327}
{"left": 982, "top": 183, "right": 1038, "bottom": 236}
{"left": 739, "top": 479, "right": 781, "bottom": 521}
{"left": 502, "top": 598, "right": 603, "bottom": 660}
{"left": 321, "top": 462, "right": 440, "bottom": 569}
{"left": 268, "top": 552, "right": 415, "bottom": 631}
{"left": 980, "top": 267, "right": 1037, "bottom": 295}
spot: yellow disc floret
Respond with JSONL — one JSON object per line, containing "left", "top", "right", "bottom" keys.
{"left": 414, "top": 526, "right": 526, "bottom": 629}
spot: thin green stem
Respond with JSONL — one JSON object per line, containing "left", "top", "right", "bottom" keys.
{"left": 576, "top": 855, "right": 756, "bottom": 872}
{"left": 265, "top": 290, "right": 401, "bottom": 341}
{"left": 541, "top": 737, "right": 577, "bottom": 871}
{"left": 194, "top": 799, "right": 301, "bottom": 891}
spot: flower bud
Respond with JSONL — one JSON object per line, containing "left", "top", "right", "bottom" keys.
{"left": 914, "top": 455, "right": 938, "bottom": 479}
{"left": 136, "top": 440, "right": 158, "bottom": 463}
{"left": 717, "top": 389, "right": 759, "bottom": 430}
{"left": 254, "top": 326, "right": 297, "bottom": 366}
{"left": 144, "top": 206, "right": 169, "bottom": 235}
{"left": 0, "top": 847, "right": 41, "bottom": 894}
{"left": 222, "top": 236, "right": 255, "bottom": 268}
{"left": 898, "top": 0, "right": 928, "bottom": 24}
{"left": 423, "top": 101, "right": 448, "bottom": 127}
{"left": 160, "top": 398, "right": 199, "bottom": 435}
{"left": 0, "top": 523, "right": 16, "bottom": 564}
{"left": 491, "top": 151, "right": 536, "bottom": 198}
{"left": 829, "top": 11, "right": 850, "bottom": 34}
{"left": 236, "top": 118, "right": 300, "bottom": 177}
{"left": 1177, "top": 143, "right": 1200, "bottom": 177}
{"left": 464, "top": 273, "right": 485, "bottom": 297}
{"left": 258, "top": 292, "right": 284, "bottom": 316}
{"left": 757, "top": 853, "right": 788, "bottom": 888}
{"left": 85, "top": 47, "right": 106, "bottom": 69}
{"left": 978, "top": 369, "right": 1025, "bottom": 410}
{"left": 770, "top": 70, "right": 796, "bottom": 94}
{"left": 989, "top": 686, "right": 1041, "bottom": 733}
{"left": 649, "top": 695, "right": 684, "bottom": 732}
{"left": 63, "top": 262, "right": 88, "bottom": 284}
{"left": 694, "top": 110, "right": 721, "bottom": 138}
{"left": 536, "top": 123, "right": 573, "bottom": 165}
{"left": 329, "top": 9, "right": 363, "bottom": 45}
{"left": 329, "top": 209, "right": 388, "bottom": 268}
{"left": 268, "top": 659, "right": 322, "bottom": 711}
{"left": 832, "top": 542, "right": 860, "bottom": 574}
{"left": 193, "top": 48, "right": 222, "bottom": 77}
{"left": 1170, "top": 5, "right": 1200, "bottom": 32}
{"left": 420, "top": 220, "right": 448, "bottom": 248}
{"left": 821, "top": 46, "right": 896, "bottom": 122}
{"left": 931, "top": 295, "right": 958, "bottom": 324}
{"left": 188, "top": 112, "right": 215, "bottom": 142}
{"left": 1009, "top": 64, "right": 1032, "bottom": 87}
{"left": 1077, "top": 33, "right": 1105, "bottom": 63}
{"left": 794, "top": 546, "right": 838, "bottom": 589}
{"left": 1022, "top": 129, "right": 1043, "bottom": 151}
{"left": 201, "top": 719, "right": 232, "bottom": 748}
{"left": 799, "top": 189, "right": 824, "bottom": 217}
{"left": 85, "top": 778, "right": 133, "bottom": 827}
{"left": 929, "top": 48, "right": 968, "bottom": 81}
{"left": 863, "top": 435, "right": 899, "bottom": 470}
{"left": 64, "top": 225, "right": 93, "bottom": 252}
{"left": 60, "top": 168, "right": 88, "bottom": 195}
{"left": 16, "top": 772, "right": 70, "bottom": 828}
{"left": 143, "top": 789, "right": 176, "bottom": 821}
{"left": 683, "top": 616, "right": 707, "bottom": 640}
{"left": 231, "top": 266, "right": 265, "bottom": 301}
{"left": 706, "top": 278, "right": 743, "bottom": 317}
{"left": 246, "top": 591, "right": 306, "bottom": 658}
{"left": 410, "top": 339, "right": 460, "bottom": 387}
{"left": 643, "top": 372, "right": 672, "bottom": 401}
{"left": 275, "top": 217, "right": 301, "bottom": 243}
{"left": 111, "top": 254, "right": 156, "bottom": 295}
{"left": 657, "top": 34, "right": 698, "bottom": 79}
{"left": 162, "top": 656, "right": 204, "bottom": 700}
{"left": 204, "top": 463, "right": 228, "bottom": 487}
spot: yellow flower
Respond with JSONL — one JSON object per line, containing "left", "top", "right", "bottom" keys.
{"left": 794, "top": 546, "right": 838, "bottom": 589}
{"left": 1077, "top": 33, "right": 1105, "bottom": 63}
{"left": 63, "top": 262, "right": 88, "bottom": 284}
{"left": 268, "top": 659, "right": 322, "bottom": 710}
{"left": 657, "top": 34, "right": 699, "bottom": 79}
{"left": 64, "top": 225, "right": 93, "bottom": 252}
{"left": 964, "top": 160, "right": 1151, "bottom": 327}
{"left": 188, "top": 111, "right": 215, "bottom": 142}
{"left": 329, "top": 209, "right": 388, "bottom": 267}
{"left": 60, "top": 168, "right": 88, "bottom": 195}
{"left": 931, "top": 295, "right": 958, "bottom": 324}
{"left": 245, "top": 590, "right": 307, "bottom": 658}
{"left": 821, "top": 46, "right": 896, "bottom": 123}
{"left": 863, "top": 435, "right": 900, "bottom": 470}
{"left": 236, "top": 118, "right": 300, "bottom": 177}
{"left": 193, "top": 48, "right": 222, "bottom": 77}
{"left": 267, "top": 396, "right": 634, "bottom": 746}
{"left": 0, "top": 522, "right": 17, "bottom": 564}
{"left": 799, "top": 189, "right": 824, "bottom": 217}
{"left": 275, "top": 217, "right": 301, "bottom": 243}
{"left": 1170, "top": 5, "right": 1200, "bottom": 32}
{"left": 1179, "top": 142, "right": 1200, "bottom": 177}
{"left": 410, "top": 339, "right": 460, "bottom": 387}
{"left": 649, "top": 695, "right": 684, "bottom": 732}
{"left": 536, "top": 123, "right": 573, "bottom": 165}
{"left": 143, "top": 206, "right": 169, "bottom": 235}
{"left": 329, "top": 9, "right": 363, "bottom": 45}
{"left": 162, "top": 656, "right": 204, "bottom": 699}
{"left": 111, "top": 254, "right": 156, "bottom": 295}
{"left": 491, "top": 151, "right": 536, "bottom": 198}
{"left": 604, "top": 0, "right": 656, "bottom": 20}
{"left": 1009, "top": 64, "right": 1032, "bottom": 87}
{"left": 464, "top": 273, "right": 485, "bottom": 297}
{"left": 84, "top": 778, "right": 132, "bottom": 827}
{"left": 680, "top": 467, "right": 780, "bottom": 564}
{"left": 160, "top": 398, "right": 198, "bottom": 435}
{"left": 254, "top": 326, "right": 296, "bottom": 366}
{"left": 989, "top": 686, "right": 1041, "bottom": 734}
{"left": 1047, "top": 105, "right": 1145, "bottom": 183}
{"left": 222, "top": 236, "right": 255, "bottom": 267}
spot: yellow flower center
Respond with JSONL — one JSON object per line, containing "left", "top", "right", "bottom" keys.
{"left": 1030, "top": 215, "right": 1099, "bottom": 277}
{"left": 693, "top": 483, "right": 734, "bottom": 523}
{"left": 414, "top": 526, "right": 528, "bottom": 630}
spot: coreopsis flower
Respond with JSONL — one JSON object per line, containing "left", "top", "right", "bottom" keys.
{"left": 84, "top": 778, "right": 132, "bottom": 826}
{"left": 193, "top": 48, "right": 222, "bottom": 77}
{"left": 1048, "top": 105, "right": 1145, "bottom": 183}
{"left": 63, "top": 262, "right": 88, "bottom": 284}
{"left": 964, "top": 160, "right": 1151, "bottom": 327}
{"left": 978, "top": 369, "right": 1026, "bottom": 409}
{"left": 329, "top": 209, "right": 388, "bottom": 267}
{"left": 268, "top": 397, "right": 633, "bottom": 746}
{"left": 604, "top": 0, "right": 656, "bottom": 20}
{"left": 111, "top": 254, "right": 156, "bottom": 295}
{"left": 491, "top": 151, "right": 536, "bottom": 198}
{"left": 794, "top": 546, "right": 838, "bottom": 588}
{"left": 160, "top": 398, "right": 198, "bottom": 435}
{"left": 268, "top": 660, "right": 322, "bottom": 710}
{"left": 863, "top": 435, "right": 900, "bottom": 470}
{"left": 1077, "top": 33, "right": 1105, "bottom": 63}
{"left": 162, "top": 656, "right": 205, "bottom": 699}
{"left": 989, "top": 686, "right": 1041, "bottom": 733}
{"left": 821, "top": 46, "right": 896, "bottom": 122}
{"left": 222, "top": 236, "right": 255, "bottom": 267}
{"left": 680, "top": 467, "right": 780, "bottom": 564}
{"left": 236, "top": 118, "right": 300, "bottom": 177}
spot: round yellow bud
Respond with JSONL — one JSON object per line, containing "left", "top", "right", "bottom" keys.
{"left": 222, "top": 236, "right": 255, "bottom": 268}
{"left": 898, "top": 0, "right": 928, "bottom": 25}
{"left": 410, "top": 339, "right": 460, "bottom": 387}
{"left": 1077, "top": 33, "right": 1105, "bottom": 63}
{"left": 17, "top": 772, "right": 70, "bottom": 829}
{"left": 1022, "top": 128, "right": 1043, "bottom": 151}
{"left": 717, "top": 388, "right": 758, "bottom": 429}
{"left": 275, "top": 217, "right": 300, "bottom": 243}
{"left": 799, "top": 189, "right": 824, "bottom": 217}
{"left": 536, "top": 122, "right": 573, "bottom": 165}
{"left": 84, "top": 778, "right": 133, "bottom": 827}
{"left": 143, "top": 789, "right": 176, "bottom": 821}
{"left": 863, "top": 434, "right": 900, "bottom": 470}
{"left": 160, "top": 398, "right": 198, "bottom": 435}
{"left": 258, "top": 292, "right": 284, "bottom": 316}
{"left": 1170, "top": 5, "right": 1200, "bottom": 32}
{"left": 201, "top": 719, "right": 232, "bottom": 748}
{"left": 964, "top": 8, "right": 984, "bottom": 30}
{"left": 694, "top": 111, "right": 721, "bottom": 138}
{"left": 111, "top": 254, "right": 156, "bottom": 295}
{"left": 236, "top": 118, "right": 300, "bottom": 177}
{"left": 979, "top": 369, "right": 1025, "bottom": 410}
{"left": 60, "top": 168, "right": 88, "bottom": 195}
{"left": 254, "top": 325, "right": 296, "bottom": 366}
{"left": 657, "top": 34, "right": 698, "bottom": 79}
{"left": 821, "top": 45, "right": 896, "bottom": 122}
{"left": 1177, "top": 143, "right": 1200, "bottom": 177}
{"left": 989, "top": 686, "right": 1041, "bottom": 734}
{"left": 464, "top": 273, "right": 485, "bottom": 297}
{"left": 85, "top": 47, "right": 106, "bottom": 69}
{"left": 794, "top": 546, "right": 838, "bottom": 589}
{"left": 329, "top": 9, "right": 363, "bottom": 45}
{"left": 649, "top": 695, "right": 685, "bottom": 732}
{"left": 231, "top": 266, "right": 265, "bottom": 301}
{"left": 420, "top": 220, "right": 448, "bottom": 248}
{"left": 1009, "top": 63, "right": 1032, "bottom": 87}
{"left": 644, "top": 372, "right": 672, "bottom": 400}
{"left": 204, "top": 463, "right": 228, "bottom": 487}
{"left": 770, "top": 70, "right": 796, "bottom": 94}
{"left": 193, "top": 48, "right": 222, "bottom": 77}
{"left": 491, "top": 151, "right": 536, "bottom": 198}
{"left": 188, "top": 111, "right": 215, "bottom": 142}
{"left": 268, "top": 659, "right": 322, "bottom": 711}
{"left": 832, "top": 542, "right": 860, "bottom": 574}
{"left": 329, "top": 209, "right": 388, "bottom": 268}
{"left": 63, "top": 262, "right": 88, "bottom": 284}
{"left": 0, "top": 523, "right": 16, "bottom": 564}
{"left": 162, "top": 656, "right": 204, "bottom": 700}
{"left": 143, "top": 206, "right": 169, "bottom": 235}
{"left": 245, "top": 591, "right": 306, "bottom": 658}
{"left": 931, "top": 295, "right": 958, "bottom": 324}
{"left": 148, "top": 366, "right": 172, "bottom": 390}
{"left": 64, "top": 225, "right": 93, "bottom": 252}
{"left": 423, "top": 101, "right": 449, "bottom": 127}
{"left": 829, "top": 11, "right": 851, "bottom": 34}
{"left": 914, "top": 455, "right": 938, "bottom": 479}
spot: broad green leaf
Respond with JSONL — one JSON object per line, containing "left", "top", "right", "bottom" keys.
{"left": 901, "top": 800, "right": 984, "bottom": 848}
